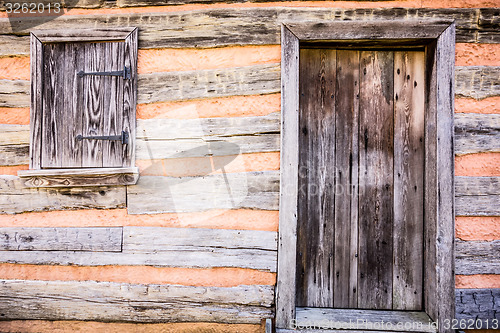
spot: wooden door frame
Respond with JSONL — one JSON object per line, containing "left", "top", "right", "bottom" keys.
{"left": 277, "top": 20, "right": 455, "bottom": 332}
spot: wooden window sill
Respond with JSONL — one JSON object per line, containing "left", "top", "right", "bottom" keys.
{"left": 17, "top": 167, "right": 139, "bottom": 188}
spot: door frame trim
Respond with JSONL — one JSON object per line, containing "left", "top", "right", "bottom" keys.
{"left": 276, "top": 20, "right": 455, "bottom": 333}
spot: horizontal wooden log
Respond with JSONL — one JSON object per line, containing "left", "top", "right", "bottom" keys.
{"left": 1, "top": 66, "right": 497, "bottom": 108}
{"left": 123, "top": 226, "right": 277, "bottom": 252}
{"left": 0, "top": 145, "right": 29, "bottom": 166}
{"left": 0, "top": 175, "right": 127, "bottom": 214}
{"left": 455, "top": 66, "right": 500, "bottom": 100}
{"left": 137, "top": 64, "right": 281, "bottom": 103}
{"left": 477, "top": 8, "right": 500, "bottom": 43}
{"left": 17, "top": 167, "right": 140, "bottom": 187}
{"left": 455, "top": 239, "right": 500, "bottom": 275}
{"left": 0, "top": 279, "right": 273, "bottom": 323}
{"left": 456, "top": 289, "right": 500, "bottom": 324}
{"left": 0, "top": 227, "right": 122, "bottom": 252}
{"left": 0, "top": 79, "right": 30, "bottom": 108}
{"left": 455, "top": 113, "right": 500, "bottom": 155}
{"left": 0, "top": 7, "right": 492, "bottom": 57}
{"left": 455, "top": 176, "right": 500, "bottom": 216}
{"left": 0, "top": 248, "right": 277, "bottom": 272}
{"left": 127, "top": 171, "right": 279, "bottom": 214}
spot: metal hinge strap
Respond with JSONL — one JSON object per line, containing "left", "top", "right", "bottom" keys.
{"left": 76, "top": 131, "right": 129, "bottom": 144}
{"left": 77, "top": 66, "right": 131, "bottom": 80}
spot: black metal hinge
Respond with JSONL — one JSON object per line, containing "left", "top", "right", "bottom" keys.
{"left": 76, "top": 131, "right": 129, "bottom": 144}
{"left": 77, "top": 66, "right": 131, "bottom": 80}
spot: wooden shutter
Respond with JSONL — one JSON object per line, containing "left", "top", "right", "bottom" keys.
{"left": 40, "top": 36, "right": 136, "bottom": 169}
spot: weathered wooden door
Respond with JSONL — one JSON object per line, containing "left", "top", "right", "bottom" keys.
{"left": 296, "top": 48, "right": 425, "bottom": 310}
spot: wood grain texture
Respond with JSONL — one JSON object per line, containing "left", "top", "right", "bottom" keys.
{"left": 32, "top": 27, "right": 136, "bottom": 43}
{"left": 0, "top": 227, "right": 278, "bottom": 271}
{"left": 455, "top": 176, "right": 500, "bottom": 216}
{"left": 275, "top": 24, "right": 299, "bottom": 329}
{"left": 455, "top": 288, "right": 500, "bottom": 324}
{"left": 454, "top": 113, "right": 500, "bottom": 155}
{"left": 455, "top": 66, "right": 500, "bottom": 100}
{"left": 137, "top": 64, "right": 280, "bottom": 103}
{"left": 392, "top": 51, "right": 425, "bottom": 310}
{"left": 1, "top": 66, "right": 498, "bottom": 108}
{"left": 333, "top": 49, "right": 359, "bottom": 309}
{"left": 358, "top": 50, "right": 394, "bottom": 310}
{"left": 126, "top": 171, "right": 279, "bottom": 214}
{"left": 295, "top": 308, "right": 436, "bottom": 333}
{"left": 455, "top": 239, "right": 500, "bottom": 275}
{"left": 431, "top": 23, "right": 456, "bottom": 333}
{"left": 0, "top": 227, "right": 122, "bottom": 252}
{"left": 0, "top": 175, "right": 126, "bottom": 214}
{"left": 285, "top": 20, "right": 450, "bottom": 42}
{"left": 296, "top": 48, "right": 336, "bottom": 308}
{"left": 0, "top": 8, "right": 489, "bottom": 54}
{"left": 123, "top": 28, "right": 138, "bottom": 167}
{"left": 478, "top": 8, "right": 500, "bottom": 43}
{"left": 17, "top": 167, "right": 139, "bottom": 187}
{"left": 0, "top": 279, "right": 273, "bottom": 324}
{"left": 29, "top": 34, "right": 42, "bottom": 169}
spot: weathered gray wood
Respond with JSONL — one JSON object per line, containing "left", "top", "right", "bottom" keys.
{"left": 0, "top": 124, "right": 30, "bottom": 166}
{"left": 1, "top": 66, "right": 498, "bottom": 108}
{"left": 0, "top": 246, "right": 277, "bottom": 272}
{"left": 137, "top": 112, "right": 280, "bottom": 141}
{"left": 296, "top": 48, "right": 336, "bottom": 308}
{"left": 0, "top": 8, "right": 487, "bottom": 54}
{"left": 17, "top": 167, "right": 139, "bottom": 187}
{"left": 0, "top": 227, "right": 122, "bottom": 252}
{"left": 358, "top": 50, "right": 394, "bottom": 310}
{"left": 123, "top": 227, "right": 277, "bottom": 252}
{"left": 127, "top": 171, "right": 279, "bottom": 214}
{"left": 32, "top": 27, "right": 136, "bottom": 43}
{"left": 0, "top": 79, "right": 30, "bottom": 107}
{"left": 455, "top": 239, "right": 500, "bottom": 275}
{"left": 0, "top": 279, "right": 273, "bottom": 324}
{"left": 426, "top": 22, "right": 456, "bottom": 333}
{"left": 285, "top": 20, "right": 450, "bottom": 42}
{"left": 0, "top": 175, "right": 126, "bottom": 214}
{"left": 478, "top": 8, "right": 500, "bottom": 43}
{"left": 392, "top": 51, "right": 425, "bottom": 310}
{"left": 295, "top": 308, "right": 436, "bottom": 333}
{"left": 276, "top": 24, "right": 299, "bottom": 329}
{"left": 455, "top": 289, "right": 500, "bottom": 324}
{"left": 137, "top": 63, "right": 280, "bottom": 104}
{"left": 123, "top": 28, "right": 138, "bottom": 167}
{"left": 455, "top": 66, "right": 500, "bottom": 100}
{"left": 455, "top": 176, "right": 500, "bottom": 216}
{"left": 29, "top": 33, "right": 42, "bottom": 169}
{"left": 454, "top": 113, "right": 500, "bottom": 155}
{"left": 333, "top": 49, "right": 359, "bottom": 309}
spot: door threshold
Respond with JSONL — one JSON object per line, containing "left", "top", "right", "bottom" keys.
{"left": 277, "top": 307, "right": 437, "bottom": 333}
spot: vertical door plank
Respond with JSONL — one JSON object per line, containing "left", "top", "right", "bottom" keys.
{"left": 82, "top": 42, "right": 106, "bottom": 167}
{"left": 61, "top": 43, "right": 83, "bottom": 167}
{"left": 333, "top": 50, "right": 360, "bottom": 308}
{"left": 41, "top": 43, "right": 65, "bottom": 168}
{"left": 393, "top": 51, "right": 425, "bottom": 310}
{"left": 123, "top": 29, "right": 138, "bottom": 167}
{"left": 358, "top": 50, "right": 394, "bottom": 310}
{"left": 102, "top": 42, "right": 125, "bottom": 167}
{"left": 296, "top": 48, "right": 336, "bottom": 308}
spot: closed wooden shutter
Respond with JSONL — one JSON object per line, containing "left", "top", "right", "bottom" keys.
{"left": 40, "top": 40, "right": 135, "bottom": 168}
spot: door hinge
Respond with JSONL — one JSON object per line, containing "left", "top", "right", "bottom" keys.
{"left": 76, "top": 131, "right": 129, "bottom": 144}
{"left": 77, "top": 66, "right": 131, "bottom": 80}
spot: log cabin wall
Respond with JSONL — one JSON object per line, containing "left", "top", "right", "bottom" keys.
{"left": 0, "top": 0, "right": 498, "bottom": 332}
